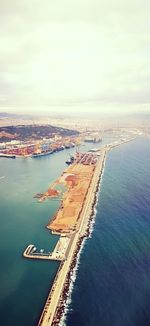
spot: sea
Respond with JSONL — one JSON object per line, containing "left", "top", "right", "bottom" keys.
{"left": 0, "top": 135, "right": 150, "bottom": 326}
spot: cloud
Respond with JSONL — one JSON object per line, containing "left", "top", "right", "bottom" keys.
{"left": 0, "top": 0, "right": 150, "bottom": 114}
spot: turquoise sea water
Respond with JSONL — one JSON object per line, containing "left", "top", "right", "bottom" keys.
{"left": 0, "top": 152, "right": 63, "bottom": 326}
{"left": 1, "top": 136, "right": 150, "bottom": 326}
{"left": 65, "top": 136, "right": 150, "bottom": 326}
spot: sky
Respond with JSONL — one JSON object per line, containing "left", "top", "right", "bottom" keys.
{"left": 0, "top": 0, "right": 150, "bottom": 116}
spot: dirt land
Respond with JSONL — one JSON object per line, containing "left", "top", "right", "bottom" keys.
{"left": 47, "top": 164, "right": 95, "bottom": 233}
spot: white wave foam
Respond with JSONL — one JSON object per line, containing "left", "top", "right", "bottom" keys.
{"left": 59, "top": 238, "right": 86, "bottom": 326}
{"left": 88, "top": 158, "right": 106, "bottom": 238}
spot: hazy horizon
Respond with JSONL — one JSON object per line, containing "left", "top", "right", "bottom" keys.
{"left": 0, "top": 1, "right": 150, "bottom": 116}
{"left": 0, "top": 108, "right": 150, "bottom": 122}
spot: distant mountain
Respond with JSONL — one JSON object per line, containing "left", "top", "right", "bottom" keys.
{"left": 0, "top": 124, "right": 79, "bottom": 142}
{"left": 0, "top": 112, "right": 35, "bottom": 119}
{"left": 0, "top": 112, "right": 15, "bottom": 118}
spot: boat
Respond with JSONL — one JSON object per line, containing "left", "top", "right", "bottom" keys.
{"left": 65, "top": 156, "right": 75, "bottom": 165}
{"left": 65, "top": 144, "right": 72, "bottom": 149}
{"left": 56, "top": 146, "right": 65, "bottom": 152}
{"left": 65, "top": 143, "right": 75, "bottom": 149}
{"left": 89, "top": 148, "right": 98, "bottom": 152}
{"left": 0, "top": 153, "right": 16, "bottom": 159}
{"left": 0, "top": 176, "right": 5, "bottom": 180}
{"left": 93, "top": 137, "right": 102, "bottom": 143}
{"left": 31, "top": 150, "right": 53, "bottom": 158}
{"left": 84, "top": 137, "right": 102, "bottom": 143}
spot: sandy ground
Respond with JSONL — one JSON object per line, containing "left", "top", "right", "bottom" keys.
{"left": 47, "top": 163, "right": 95, "bottom": 233}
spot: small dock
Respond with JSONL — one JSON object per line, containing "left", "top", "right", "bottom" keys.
{"left": 23, "top": 236, "right": 71, "bottom": 262}
{"left": 23, "top": 244, "right": 64, "bottom": 261}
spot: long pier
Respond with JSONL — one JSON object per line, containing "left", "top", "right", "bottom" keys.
{"left": 38, "top": 150, "right": 106, "bottom": 326}
{"left": 90, "top": 137, "right": 136, "bottom": 153}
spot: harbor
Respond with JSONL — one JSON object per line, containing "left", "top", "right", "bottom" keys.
{"left": 1, "top": 133, "right": 149, "bottom": 326}
{"left": 38, "top": 138, "right": 134, "bottom": 326}
{"left": 0, "top": 133, "right": 79, "bottom": 158}
{"left": 22, "top": 136, "right": 137, "bottom": 326}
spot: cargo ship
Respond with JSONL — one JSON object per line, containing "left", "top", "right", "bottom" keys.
{"left": 32, "top": 150, "right": 53, "bottom": 158}
{"left": 65, "top": 143, "right": 75, "bottom": 149}
{"left": 0, "top": 153, "right": 16, "bottom": 159}
{"left": 84, "top": 137, "right": 102, "bottom": 143}
{"left": 56, "top": 146, "right": 65, "bottom": 152}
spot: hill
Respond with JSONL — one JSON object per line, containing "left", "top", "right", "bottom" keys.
{"left": 0, "top": 124, "right": 79, "bottom": 142}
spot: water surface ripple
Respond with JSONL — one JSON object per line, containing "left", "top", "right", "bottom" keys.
{"left": 65, "top": 137, "right": 150, "bottom": 326}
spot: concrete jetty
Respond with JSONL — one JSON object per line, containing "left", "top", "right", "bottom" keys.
{"left": 23, "top": 236, "right": 71, "bottom": 262}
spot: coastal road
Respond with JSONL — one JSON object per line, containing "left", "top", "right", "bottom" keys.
{"left": 78, "top": 149, "right": 106, "bottom": 236}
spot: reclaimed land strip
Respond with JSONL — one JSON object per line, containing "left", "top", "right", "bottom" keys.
{"left": 38, "top": 149, "right": 106, "bottom": 326}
